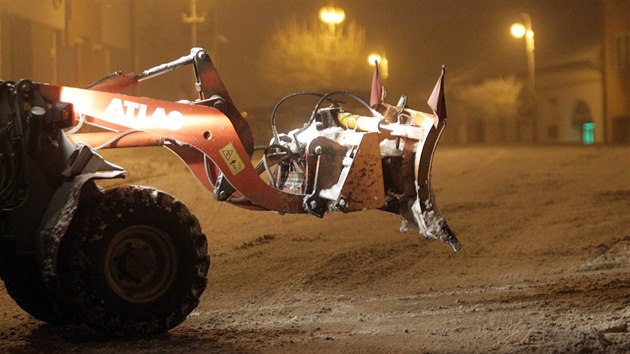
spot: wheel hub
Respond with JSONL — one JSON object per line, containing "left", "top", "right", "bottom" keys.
{"left": 104, "top": 225, "right": 177, "bottom": 303}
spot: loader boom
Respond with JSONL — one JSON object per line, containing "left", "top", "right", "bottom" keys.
{"left": 53, "top": 48, "right": 458, "bottom": 245}
{"left": 0, "top": 47, "right": 459, "bottom": 337}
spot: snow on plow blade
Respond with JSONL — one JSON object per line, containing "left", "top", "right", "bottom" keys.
{"left": 373, "top": 66, "right": 460, "bottom": 251}
{"left": 411, "top": 66, "right": 461, "bottom": 251}
{"left": 411, "top": 118, "right": 462, "bottom": 252}
{"left": 267, "top": 65, "right": 461, "bottom": 251}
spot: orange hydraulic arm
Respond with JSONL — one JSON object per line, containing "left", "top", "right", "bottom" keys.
{"left": 35, "top": 47, "right": 459, "bottom": 251}
{"left": 39, "top": 83, "right": 305, "bottom": 214}
{"left": 38, "top": 48, "right": 304, "bottom": 213}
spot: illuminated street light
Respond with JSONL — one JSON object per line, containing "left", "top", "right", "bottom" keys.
{"left": 319, "top": 6, "right": 346, "bottom": 26}
{"left": 510, "top": 23, "right": 527, "bottom": 38}
{"left": 368, "top": 53, "right": 382, "bottom": 66}
{"left": 368, "top": 53, "right": 389, "bottom": 79}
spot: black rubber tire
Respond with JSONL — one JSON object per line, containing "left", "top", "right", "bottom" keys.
{"left": 58, "top": 185, "right": 210, "bottom": 336}
{"left": 2, "top": 255, "right": 77, "bottom": 325}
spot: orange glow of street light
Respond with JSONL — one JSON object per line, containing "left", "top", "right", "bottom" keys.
{"left": 367, "top": 53, "right": 388, "bottom": 79}
{"left": 367, "top": 53, "right": 382, "bottom": 66}
{"left": 510, "top": 23, "right": 527, "bottom": 38}
{"left": 319, "top": 6, "right": 345, "bottom": 25}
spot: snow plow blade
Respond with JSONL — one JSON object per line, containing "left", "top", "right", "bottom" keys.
{"left": 374, "top": 67, "right": 460, "bottom": 251}
{"left": 413, "top": 119, "right": 461, "bottom": 252}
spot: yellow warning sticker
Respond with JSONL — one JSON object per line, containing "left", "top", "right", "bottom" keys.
{"left": 219, "top": 142, "right": 245, "bottom": 175}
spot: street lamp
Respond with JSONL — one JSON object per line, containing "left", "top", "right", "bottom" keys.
{"left": 367, "top": 53, "right": 388, "bottom": 79}
{"left": 510, "top": 13, "right": 535, "bottom": 92}
{"left": 182, "top": 0, "right": 206, "bottom": 47}
{"left": 511, "top": 13, "right": 537, "bottom": 142}
{"left": 367, "top": 53, "right": 381, "bottom": 66}
{"left": 319, "top": 6, "right": 345, "bottom": 30}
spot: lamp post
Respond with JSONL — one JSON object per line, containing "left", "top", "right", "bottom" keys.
{"left": 511, "top": 13, "right": 537, "bottom": 142}
{"left": 182, "top": 0, "right": 206, "bottom": 47}
{"left": 510, "top": 14, "right": 535, "bottom": 92}
{"left": 319, "top": 6, "right": 345, "bottom": 88}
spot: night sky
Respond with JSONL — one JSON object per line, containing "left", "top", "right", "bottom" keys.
{"left": 206, "top": 0, "right": 602, "bottom": 109}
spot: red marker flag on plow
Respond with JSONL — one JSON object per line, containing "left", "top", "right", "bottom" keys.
{"left": 427, "top": 66, "right": 447, "bottom": 121}
{"left": 369, "top": 60, "right": 382, "bottom": 107}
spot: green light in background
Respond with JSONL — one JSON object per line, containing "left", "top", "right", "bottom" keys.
{"left": 582, "top": 122, "right": 594, "bottom": 145}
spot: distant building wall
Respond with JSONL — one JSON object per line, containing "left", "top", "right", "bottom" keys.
{"left": 603, "top": 0, "right": 630, "bottom": 143}
{"left": 0, "top": 1, "right": 219, "bottom": 101}
{"left": 536, "top": 59, "right": 604, "bottom": 144}
{"left": 0, "top": 0, "right": 134, "bottom": 88}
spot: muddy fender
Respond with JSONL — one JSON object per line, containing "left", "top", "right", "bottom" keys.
{"left": 37, "top": 145, "right": 125, "bottom": 286}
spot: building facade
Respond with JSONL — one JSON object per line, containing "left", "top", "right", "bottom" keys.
{"left": 603, "top": 0, "right": 630, "bottom": 143}
{"left": 0, "top": 0, "right": 217, "bottom": 101}
{"left": 536, "top": 51, "right": 604, "bottom": 144}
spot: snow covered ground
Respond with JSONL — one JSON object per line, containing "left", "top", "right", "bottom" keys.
{"left": 1, "top": 145, "right": 628, "bottom": 353}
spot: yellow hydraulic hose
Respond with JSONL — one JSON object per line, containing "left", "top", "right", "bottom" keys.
{"left": 336, "top": 112, "right": 382, "bottom": 132}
